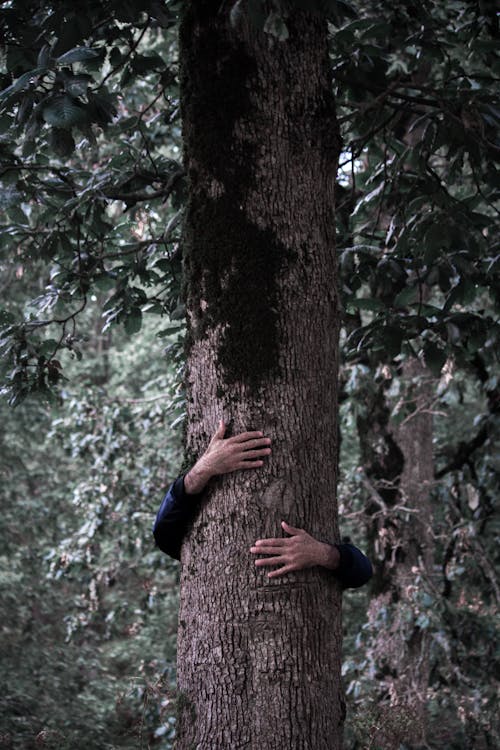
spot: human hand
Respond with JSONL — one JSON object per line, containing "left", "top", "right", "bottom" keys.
{"left": 250, "top": 521, "right": 340, "bottom": 578}
{"left": 184, "top": 420, "right": 271, "bottom": 494}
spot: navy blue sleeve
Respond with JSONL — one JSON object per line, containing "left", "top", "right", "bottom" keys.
{"left": 334, "top": 542, "right": 373, "bottom": 590}
{"left": 153, "top": 475, "right": 203, "bottom": 560}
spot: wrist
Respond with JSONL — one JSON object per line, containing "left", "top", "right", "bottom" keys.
{"left": 184, "top": 459, "right": 213, "bottom": 494}
{"left": 316, "top": 541, "right": 340, "bottom": 570}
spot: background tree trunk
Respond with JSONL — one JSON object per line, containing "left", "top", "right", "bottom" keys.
{"left": 176, "top": 4, "right": 343, "bottom": 749}
{"left": 358, "top": 358, "right": 435, "bottom": 747}
{"left": 389, "top": 358, "right": 434, "bottom": 743}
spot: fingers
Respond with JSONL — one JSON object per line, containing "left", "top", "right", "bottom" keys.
{"left": 209, "top": 419, "right": 226, "bottom": 446}
{"left": 253, "top": 555, "right": 284, "bottom": 567}
{"left": 237, "top": 447, "right": 271, "bottom": 460}
{"left": 250, "top": 541, "right": 302, "bottom": 578}
{"left": 237, "top": 460, "right": 265, "bottom": 469}
{"left": 252, "top": 537, "right": 288, "bottom": 548}
{"left": 250, "top": 524, "right": 303, "bottom": 550}
{"left": 250, "top": 543, "right": 287, "bottom": 554}
{"left": 215, "top": 419, "right": 226, "bottom": 439}
{"left": 267, "top": 565, "right": 295, "bottom": 579}
{"left": 252, "top": 553, "right": 298, "bottom": 577}
{"left": 281, "top": 520, "right": 304, "bottom": 536}
{"left": 253, "top": 555, "right": 297, "bottom": 578}
{"left": 230, "top": 442, "right": 271, "bottom": 470}
{"left": 228, "top": 431, "right": 267, "bottom": 444}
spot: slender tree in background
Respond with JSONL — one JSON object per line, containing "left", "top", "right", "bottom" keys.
{"left": 176, "top": 4, "right": 343, "bottom": 748}
{"left": 333, "top": 2, "right": 499, "bottom": 744}
{"left": 356, "top": 357, "right": 434, "bottom": 744}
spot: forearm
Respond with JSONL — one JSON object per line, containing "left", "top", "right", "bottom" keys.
{"left": 153, "top": 475, "right": 202, "bottom": 559}
{"left": 154, "top": 422, "right": 271, "bottom": 560}
{"left": 314, "top": 541, "right": 340, "bottom": 570}
{"left": 183, "top": 457, "right": 213, "bottom": 494}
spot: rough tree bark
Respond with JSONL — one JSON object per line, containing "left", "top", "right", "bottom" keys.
{"left": 390, "top": 359, "right": 434, "bottom": 739}
{"left": 176, "top": 4, "right": 343, "bottom": 749}
{"left": 358, "top": 358, "right": 434, "bottom": 746}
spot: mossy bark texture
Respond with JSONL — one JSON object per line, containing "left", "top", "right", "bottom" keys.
{"left": 177, "top": 4, "right": 342, "bottom": 749}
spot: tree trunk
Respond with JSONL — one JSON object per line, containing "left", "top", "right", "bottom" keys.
{"left": 358, "top": 358, "right": 434, "bottom": 747}
{"left": 388, "top": 358, "right": 434, "bottom": 741}
{"left": 176, "top": 4, "right": 342, "bottom": 749}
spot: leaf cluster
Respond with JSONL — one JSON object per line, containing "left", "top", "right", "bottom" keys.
{"left": 333, "top": 0, "right": 499, "bottom": 380}
{"left": 1, "top": 0, "right": 185, "bottom": 404}
{"left": 0, "top": 307, "right": 183, "bottom": 748}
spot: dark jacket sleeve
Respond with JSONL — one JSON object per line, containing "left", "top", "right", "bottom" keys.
{"left": 334, "top": 542, "right": 373, "bottom": 590}
{"left": 153, "top": 475, "right": 203, "bottom": 560}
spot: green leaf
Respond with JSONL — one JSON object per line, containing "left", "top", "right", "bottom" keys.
{"left": 423, "top": 342, "right": 447, "bottom": 376}
{"left": 469, "top": 40, "right": 499, "bottom": 53}
{"left": 6, "top": 205, "right": 28, "bottom": 225}
{"left": 64, "top": 74, "right": 93, "bottom": 97}
{"left": 124, "top": 309, "right": 142, "bottom": 335}
{"left": 444, "top": 281, "right": 477, "bottom": 312}
{"left": 16, "top": 94, "right": 34, "bottom": 125}
{"left": 0, "top": 67, "right": 47, "bottom": 99}
{"left": 131, "top": 54, "right": 165, "bottom": 74}
{"left": 39, "top": 339, "right": 60, "bottom": 356}
{"left": 424, "top": 222, "right": 449, "bottom": 256}
{"left": 421, "top": 592, "right": 434, "bottom": 607}
{"left": 48, "top": 127, "right": 75, "bottom": 156}
{"left": 0, "top": 114, "right": 13, "bottom": 133}
{"left": 446, "top": 321, "right": 461, "bottom": 344}
{"left": 416, "top": 614, "right": 430, "bottom": 629}
{"left": 170, "top": 303, "right": 186, "bottom": 320}
{"left": 352, "top": 181, "right": 385, "bottom": 214}
{"left": 378, "top": 324, "right": 404, "bottom": 357}
{"left": 156, "top": 325, "right": 182, "bottom": 338}
{"left": 87, "top": 91, "right": 117, "bottom": 126}
{"left": 37, "top": 44, "right": 52, "bottom": 69}
{"left": 109, "top": 47, "right": 123, "bottom": 67}
{"left": 94, "top": 274, "right": 116, "bottom": 292}
{"left": 141, "top": 302, "right": 164, "bottom": 314}
{"left": 245, "top": 0, "right": 270, "bottom": 29}
{"left": 393, "top": 287, "right": 418, "bottom": 307}
{"left": 0, "top": 184, "right": 21, "bottom": 207}
{"left": 42, "top": 96, "right": 87, "bottom": 129}
{"left": 56, "top": 47, "right": 100, "bottom": 64}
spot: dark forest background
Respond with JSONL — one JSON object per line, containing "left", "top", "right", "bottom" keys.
{"left": 0, "top": 1, "right": 498, "bottom": 748}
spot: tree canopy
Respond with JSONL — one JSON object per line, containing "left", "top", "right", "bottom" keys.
{"left": 0, "top": 0, "right": 498, "bottom": 402}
